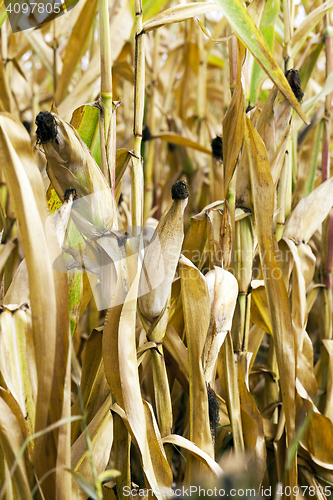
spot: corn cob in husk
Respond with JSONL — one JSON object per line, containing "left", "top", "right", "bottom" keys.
{"left": 35, "top": 110, "right": 116, "bottom": 232}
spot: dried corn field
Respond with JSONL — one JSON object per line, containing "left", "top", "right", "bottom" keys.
{"left": 0, "top": 0, "right": 333, "bottom": 499}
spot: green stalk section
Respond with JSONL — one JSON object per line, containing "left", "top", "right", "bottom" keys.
{"left": 98, "top": 0, "right": 114, "bottom": 190}
{"left": 143, "top": 31, "right": 159, "bottom": 223}
{"left": 133, "top": 0, "right": 145, "bottom": 228}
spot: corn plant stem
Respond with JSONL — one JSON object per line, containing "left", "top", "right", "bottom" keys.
{"left": 71, "top": 346, "right": 102, "bottom": 500}
{"left": 227, "top": 173, "right": 236, "bottom": 264}
{"left": 114, "top": 413, "right": 131, "bottom": 500}
{"left": 143, "top": 31, "right": 159, "bottom": 223}
{"left": 322, "top": 8, "right": 332, "bottom": 292}
{"left": 283, "top": 0, "right": 293, "bottom": 68}
{"left": 53, "top": 20, "right": 57, "bottom": 94}
{"left": 275, "top": 152, "right": 289, "bottom": 242}
{"left": 322, "top": 8, "right": 332, "bottom": 183}
{"left": 151, "top": 348, "right": 173, "bottom": 465}
{"left": 238, "top": 293, "right": 246, "bottom": 351}
{"left": 220, "top": 331, "right": 244, "bottom": 455}
{"left": 197, "top": 15, "right": 206, "bottom": 121}
{"left": 243, "top": 292, "right": 251, "bottom": 352}
{"left": 98, "top": 0, "right": 114, "bottom": 191}
{"left": 132, "top": 0, "right": 145, "bottom": 228}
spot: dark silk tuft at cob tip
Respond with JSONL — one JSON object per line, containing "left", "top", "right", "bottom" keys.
{"left": 63, "top": 188, "right": 78, "bottom": 202}
{"left": 211, "top": 135, "right": 223, "bottom": 160}
{"left": 285, "top": 69, "right": 304, "bottom": 103}
{"left": 35, "top": 111, "right": 58, "bottom": 145}
{"left": 171, "top": 180, "right": 189, "bottom": 201}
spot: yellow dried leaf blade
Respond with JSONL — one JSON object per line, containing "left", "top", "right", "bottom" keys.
{"left": 283, "top": 177, "right": 333, "bottom": 244}
{"left": 0, "top": 307, "right": 36, "bottom": 441}
{"left": 214, "top": 0, "right": 309, "bottom": 123}
{"left": 103, "top": 255, "right": 171, "bottom": 494}
{"left": 0, "top": 114, "right": 70, "bottom": 495}
{"left": 0, "top": 388, "right": 33, "bottom": 499}
{"left": 154, "top": 131, "right": 212, "bottom": 155}
{"left": 115, "top": 149, "right": 132, "bottom": 203}
{"left": 250, "top": 285, "right": 273, "bottom": 335}
{"left": 71, "top": 328, "right": 109, "bottom": 444}
{"left": 297, "top": 388, "right": 333, "bottom": 469}
{"left": 245, "top": 116, "right": 296, "bottom": 449}
{"left": 179, "top": 255, "right": 214, "bottom": 476}
{"left": 238, "top": 362, "right": 266, "bottom": 486}
{"left": 0, "top": 1, "right": 7, "bottom": 28}
{"left": 290, "top": 0, "right": 333, "bottom": 58}
{"left": 223, "top": 80, "right": 245, "bottom": 197}
{"left": 143, "top": 401, "right": 173, "bottom": 487}
{"left": 0, "top": 124, "right": 57, "bottom": 435}
{"left": 55, "top": 0, "right": 98, "bottom": 103}
{"left": 0, "top": 239, "right": 16, "bottom": 275}
{"left": 161, "top": 434, "right": 223, "bottom": 478}
{"left": 71, "top": 395, "right": 113, "bottom": 474}
{"left": 142, "top": 3, "right": 222, "bottom": 33}
{"left": 182, "top": 216, "right": 208, "bottom": 267}
{"left": 164, "top": 324, "right": 189, "bottom": 381}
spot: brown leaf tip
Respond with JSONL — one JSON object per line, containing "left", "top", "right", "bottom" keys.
{"left": 211, "top": 136, "right": 223, "bottom": 160}
{"left": 285, "top": 69, "right": 304, "bottom": 103}
{"left": 171, "top": 180, "right": 189, "bottom": 200}
{"left": 35, "top": 111, "right": 58, "bottom": 146}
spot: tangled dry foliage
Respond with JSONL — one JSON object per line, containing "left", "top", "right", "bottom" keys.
{"left": 0, "top": 0, "right": 333, "bottom": 499}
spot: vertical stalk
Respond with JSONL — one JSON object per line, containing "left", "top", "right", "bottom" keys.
{"left": 321, "top": 7, "right": 332, "bottom": 184}
{"left": 98, "top": 0, "right": 114, "bottom": 192}
{"left": 133, "top": 0, "right": 145, "bottom": 229}
{"left": 283, "top": 0, "right": 293, "bottom": 69}
{"left": 143, "top": 31, "right": 159, "bottom": 223}
{"left": 53, "top": 20, "right": 57, "bottom": 95}
{"left": 114, "top": 413, "right": 131, "bottom": 500}
{"left": 321, "top": 4, "right": 333, "bottom": 328}
{"left": 275, "top": 151, "right": 291, "bottom": 241}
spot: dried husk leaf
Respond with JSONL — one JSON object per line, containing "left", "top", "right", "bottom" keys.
{"left": 202, "top": 266, "right": 238, "bottom": 385}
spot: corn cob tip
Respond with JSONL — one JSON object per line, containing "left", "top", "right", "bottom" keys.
{"left": 63, "top": 188, "right": 78, "bottom": 202}
{"left": 35, "top": 111, "right": 58, "bottom": 145}
{"left": 211, "top": 136, "right": 223, "bottom": 160}
{"left": 285, "top": 69, "right": 304, "bottom": 103}
{"left": 171, "top": 180, "right": 189, "bottom": 200}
